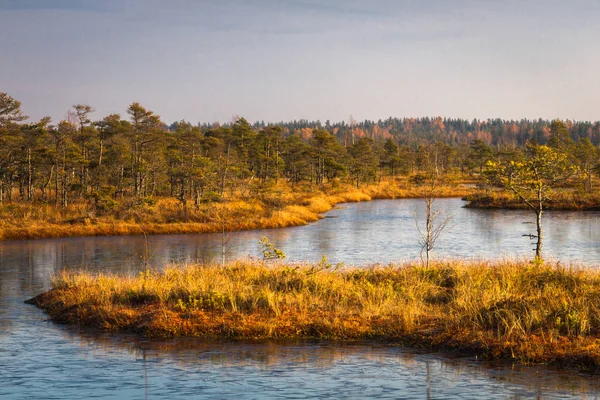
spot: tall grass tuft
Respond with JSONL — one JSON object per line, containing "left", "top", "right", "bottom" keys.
{"left": 29, "top": 259, "right": 600, "bottom": 369}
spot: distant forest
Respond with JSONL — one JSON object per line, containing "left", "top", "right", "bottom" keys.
{"left": 198, "top": 117, "right": 600, "bottom": 147}
{"left": 1, "top": 92, "right": 599, "bottom": 207}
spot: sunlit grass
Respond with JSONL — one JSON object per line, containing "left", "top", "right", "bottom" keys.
{"left": 30, "top": 259, "right": 600, "bottom": 369}
{"left": 0, "top": 179, "right": 475, "bottom": 240}
{"left": 465, "top": 188, "right": 600, "bottom": 210}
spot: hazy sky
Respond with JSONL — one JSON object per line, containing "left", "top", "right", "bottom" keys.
{"left": 1, "top": 0, "right": 599, "bottom": 124}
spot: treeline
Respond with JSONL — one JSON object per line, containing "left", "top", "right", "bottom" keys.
{"left": 1, "top": 92, "right": 599, "bottom": 209}
{"left": 217, "top": 117, "right": 600, "bottom": 148}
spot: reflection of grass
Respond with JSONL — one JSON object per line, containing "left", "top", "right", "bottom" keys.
{"left": 0, "top": 180, "right": 474, "bottom": 240}
{"left": 65, "top": 335, "right": 600, "bottom": 396}
{"left": 465, "top": 189, "right": 600, "bottom": 210}
{"left": 29, "top": 260, "right": 600, "bottom": 370}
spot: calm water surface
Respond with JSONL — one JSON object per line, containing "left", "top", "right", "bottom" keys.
{"left": 1, "top": 198, "right": 600, "bottom": 399}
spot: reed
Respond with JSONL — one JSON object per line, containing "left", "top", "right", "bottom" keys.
{"left": 28, "top": 259, "right": 600, "bottom": 370}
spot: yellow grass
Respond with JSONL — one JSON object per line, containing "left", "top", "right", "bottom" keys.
{"left": 465, "top": 188, "right": 600, "bottom": 210}
{"left": 0, "top": 179, "right": 475, "bottom": 240}
{"left": 28, "top": 259, "right": 600, "bottom": 370}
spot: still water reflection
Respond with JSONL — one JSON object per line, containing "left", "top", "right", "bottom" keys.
{"left": 1, "top": 198, "right": 600, "bottom": 399}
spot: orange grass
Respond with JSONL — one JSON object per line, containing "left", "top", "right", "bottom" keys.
{"left": 465, "top": 188, "right": 600, "bottom": 210}
{"left": 28, "top": 259, "right": 600, "bottom": 370}
{"left": 0, "top": 179, "right": 475, "bottom": 240}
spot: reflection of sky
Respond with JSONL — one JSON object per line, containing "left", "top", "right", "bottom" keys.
{"left": 1, "top": 199, "right": 600, "bottom": 296}
{"left": 1, "top": 198, "right": 599, "bottom": 334}
{"left": 2, "top": 199, "right": 600, "bottom": 398}
{"left": 2, "top": 323, "right": 600, "bottom": 399}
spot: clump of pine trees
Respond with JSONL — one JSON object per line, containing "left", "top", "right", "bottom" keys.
{"left": 1, "top": 92, "right": 599, "bottom": 209}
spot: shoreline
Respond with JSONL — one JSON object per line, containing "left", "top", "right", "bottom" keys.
{"left": 0, "top": 182, "right": 474, "bottom": 241}
{"left": 3, "top": 181, "right": 598, "bottom": 241}
{"left": 464, "top": 191, "right": 600, "bottom": 211}
{"left": 27, "top": 260, "right": 600, "bottom": 372}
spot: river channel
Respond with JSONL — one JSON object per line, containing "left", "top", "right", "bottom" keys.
{"left": 1, "top": 198, "right": 600, "bottom": 398}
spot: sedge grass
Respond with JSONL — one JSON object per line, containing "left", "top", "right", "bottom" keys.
{"left": 465, "top": 189, "right": 600, "bottom": 210}
{"left": 0, "top": 180, "right": 475, "bottom": 240}
{"left": 28, "top": 259, "right": 600, "bottom": 370}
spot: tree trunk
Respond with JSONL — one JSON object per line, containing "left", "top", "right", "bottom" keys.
{"left": 61, "top": 171, "right": 68, "bottom": 208}
{"left": 118, "top": 166, "right": 124, "bottom": 198}
{"left": 534, "top": 184, "right": 544, "bottom": 262}
{"left": 425, "top": 197, "right": 432, "bottom": 269}
{"left": 221, "top": 221, "right": 226, "bottom": 267}
{"left": 535, "top": 209, "right": 543, "bottom": 261}
{"left": 7, "top": 176, "right": 13, "bottom": 202}
{"left": 54, "top": 164, "right": 59, "bottom": 206}
{"left": 41, "top": 165, "right": 53, "bottom": 201}
{"left": 27, "top": 147, "right": 33, "bottom": 202}
{"left": 194, "top": 185, "right": 200, "bottom": 208}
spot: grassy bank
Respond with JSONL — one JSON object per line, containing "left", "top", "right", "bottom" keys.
{"left": 464, "top": 189, "right": 600, "bottom": 210}
{"left": 28, "top": 260, "right": 600, "bottom": 370}
{"left": 0, "top": 179, "right": 474, "bottom": 240}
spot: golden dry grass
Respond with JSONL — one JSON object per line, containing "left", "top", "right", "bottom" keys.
{"left": 0, "top": 179, "right": 475, "bottom": 240}
{"left": 465, "top": 188, "right": 600, "bottom": 210}
{"left": 29, "top": 259, "right": 600, "bottom": 370}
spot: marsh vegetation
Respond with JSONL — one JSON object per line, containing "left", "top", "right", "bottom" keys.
{"left": 7, "top": 92, "right": 600, "bottom": 371}
{"left": 1, "top": 93, "right": 599, "bottom": 247}
{"left": 28, "top": 260, "right": 600, "bottom": 370}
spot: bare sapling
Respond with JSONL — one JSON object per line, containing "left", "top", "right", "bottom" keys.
{"left": 415, "top": 171, "right": 452, "bottom": 268}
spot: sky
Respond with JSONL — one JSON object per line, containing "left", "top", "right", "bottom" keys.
{"left": 1, "top": 0, "right": 600, "bottom": 124}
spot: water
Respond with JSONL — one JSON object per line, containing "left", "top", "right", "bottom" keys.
{"left": 1, "top": 198, "right": 600, "bottom": 399}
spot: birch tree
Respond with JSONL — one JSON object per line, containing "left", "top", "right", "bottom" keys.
{"left": 485, "top": 144, "right": 577, "bottom": 261}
